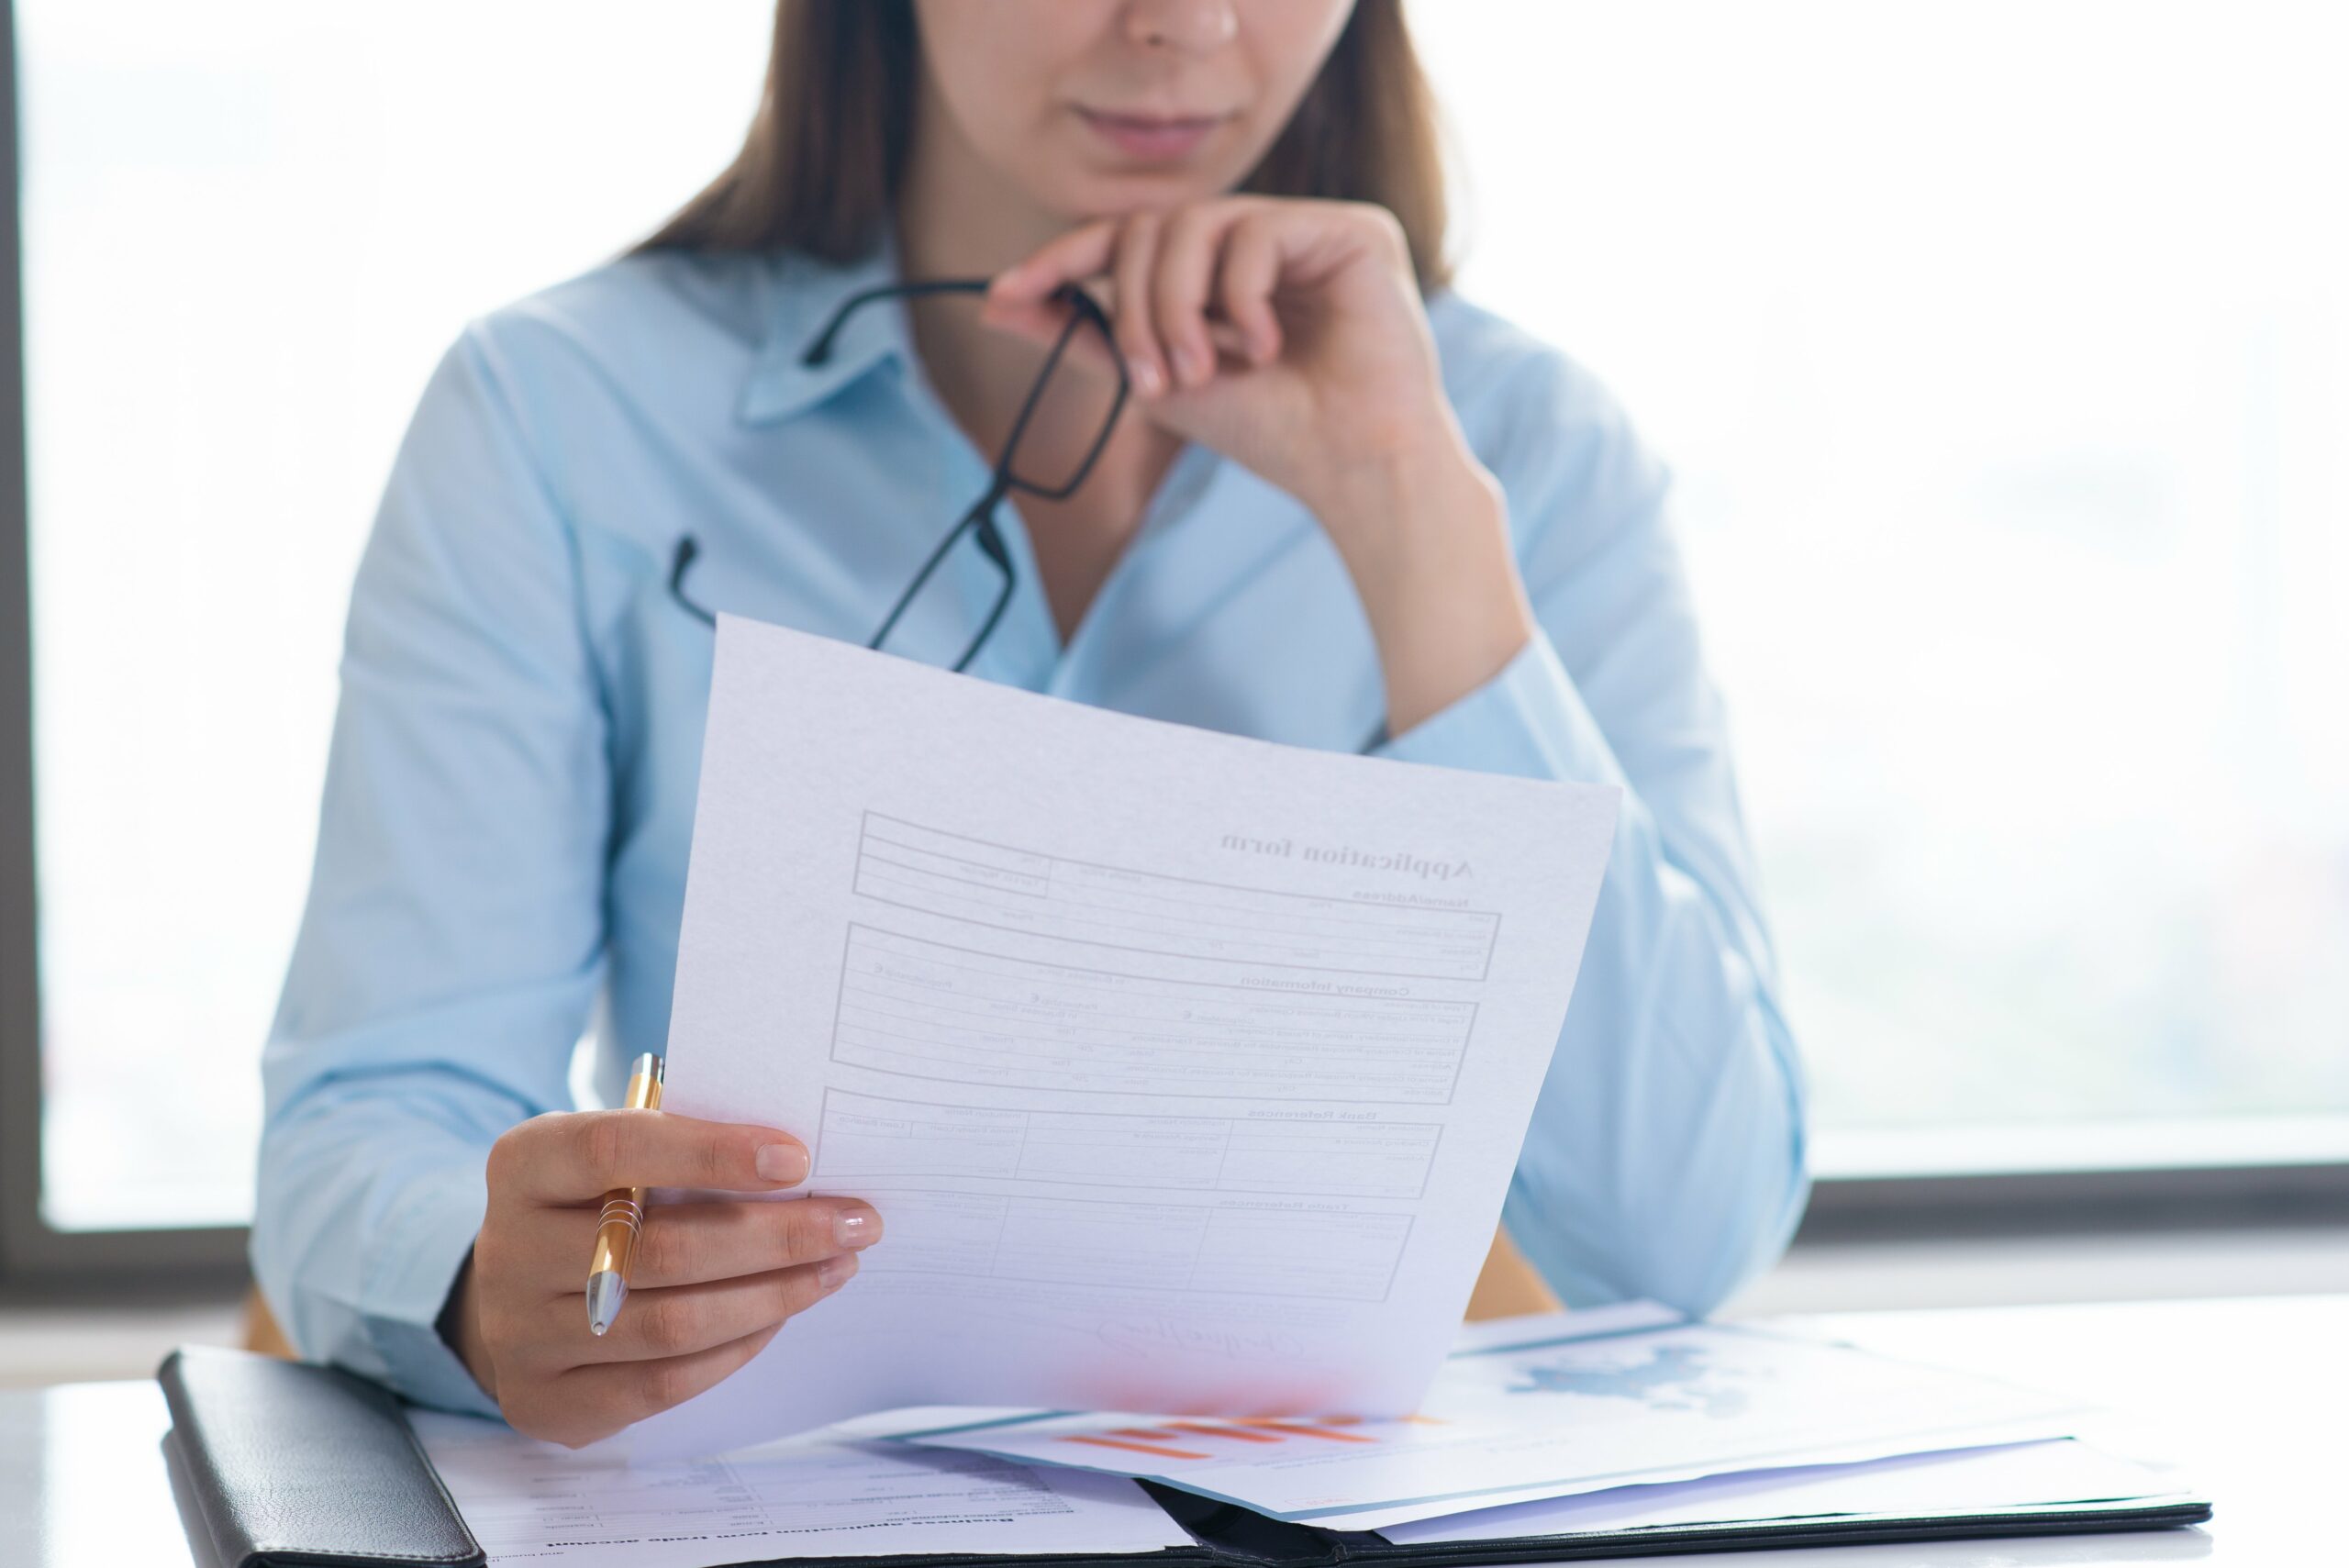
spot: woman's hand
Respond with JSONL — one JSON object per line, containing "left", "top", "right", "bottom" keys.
{"left": 981, "top": 197, "right": 1536, "bottom": 735}
{"left": 445, "top": 1108, "right": 881, "bottom": 1448}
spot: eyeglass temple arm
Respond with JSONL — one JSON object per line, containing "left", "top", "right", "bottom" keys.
{"left": 1001, "top": 291, "right": 1127, "bottom": 504}
{"left": 802, "top": 278, "right": 991, "bottom": 365}
{"left": 669, "top": 536, "right": 716, "bottom": 626}
{"left": 801, "top": 275, "right": 1108, "bottom": 367}
{"left": 867, "top": 490, "right": 1008, "bottom": 652}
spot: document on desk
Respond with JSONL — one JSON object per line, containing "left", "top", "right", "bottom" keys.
{"left": 412, "top": 1411, "right": 1192, "bottom": 1567}
{"left": 624, "top": 617, "right": 1620, "bottom": 1460}
{"left": 898, "top": 1308, "right": 2098, "bottom": 1529}
{"left": 1372, "top": 1438, "right": 2194, "bottom": 1543}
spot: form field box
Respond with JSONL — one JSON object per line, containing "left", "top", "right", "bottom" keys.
{"left": 831, "top": 924, "right": 1478, "bottom": 1105}
{"left": 855, "top": 814, "right": 1500, "bottom": 981}
{"left": 851, "top": 1189, "right": 1411, "bottom": 1302}
{"left": 815, "top": 1088, "right": 1442, "bottom": 1199}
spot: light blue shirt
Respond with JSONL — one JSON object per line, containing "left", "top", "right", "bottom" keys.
{"left": 253, "top": 219, "right": 1809, "bottom": 1418}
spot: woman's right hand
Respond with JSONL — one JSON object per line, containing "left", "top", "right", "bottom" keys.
{"left": 444, "top": 1107, "right": 882, "bottom": 1447}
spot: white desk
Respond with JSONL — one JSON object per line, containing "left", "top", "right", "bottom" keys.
{"left": 6, "top": 1293, "right": 2341, "bottom": 1566}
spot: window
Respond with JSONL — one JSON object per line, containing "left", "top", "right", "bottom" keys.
{"left": 7, "top": 2, "right": 2343, "bottom": 1258}
{"left": 12, "top": 0, "right": 777, "bottom": 1239}
{"left": 1411, "top": 0, "right": 2349, "bottom": 1176}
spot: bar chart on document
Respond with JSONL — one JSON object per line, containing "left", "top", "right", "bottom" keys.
{"left": 633, "top": 617, "right": 1619, "bottom": 1459}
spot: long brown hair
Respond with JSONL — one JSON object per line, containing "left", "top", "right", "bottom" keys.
{"left": 637, "top": 0, "right": 1454, "bottom": 294}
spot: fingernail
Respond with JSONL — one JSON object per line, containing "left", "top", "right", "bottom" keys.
{"left": 818, "top": 1252, "right": 861, "bottom": 1291}
{"left": 756, "top": 1143, "right": 809, "bottom": 1184}
{"left": 834, "top": 1208, "right": 880, "bottom": 1250}
{"left": 1128, "top": 356, "right": 1163, "bottom": 396}
{"left": 1174, "top": 343, "right": 1206, "bottom": 385}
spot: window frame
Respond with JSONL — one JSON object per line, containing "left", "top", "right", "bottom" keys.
{"left": 0, "top": 0, "right": 2339, "bottom": 1291}
{"left": 0, "top": 7, "right": 247, "bottom": 1288}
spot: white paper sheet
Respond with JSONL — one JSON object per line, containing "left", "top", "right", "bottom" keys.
{"left": 899, "top": 1311, "right": 2097, "bottom": 1529}
{"left": 412, "top": 1412, "right": 1194, "bottom": 1567}
{"left": 621, "top": 617, "right": 1620, "bottom": 1459}
{"left": 1375, "top": 1438, "right": 2194, "bottom": 1542}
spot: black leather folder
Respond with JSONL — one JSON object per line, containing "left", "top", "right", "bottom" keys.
{"left": 157, "top": 1347, "right": 2210, "bottom": 1568}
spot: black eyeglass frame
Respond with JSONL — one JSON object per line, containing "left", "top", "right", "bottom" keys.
{"left": 670, "top": 276, "right": 1129, "bottom": 674}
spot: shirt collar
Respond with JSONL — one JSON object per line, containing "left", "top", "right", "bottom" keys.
{"left": 737, "top": 215, "right": 910, "bottom": 426}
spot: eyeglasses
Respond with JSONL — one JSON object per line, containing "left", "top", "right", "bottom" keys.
{"left": 669, "top": 276, "right": 1130, "bottom": 673}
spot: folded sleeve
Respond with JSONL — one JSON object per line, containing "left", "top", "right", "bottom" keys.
{"left": 250, "top": 321, "right": 611, "bottom": 1414}
{"left": 1375, "top": 350, "right": 1809, "bottom": 1316}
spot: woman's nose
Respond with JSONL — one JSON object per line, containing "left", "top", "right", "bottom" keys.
{"left": 1123, "top": 0, "right": 1240, "bottom": 52}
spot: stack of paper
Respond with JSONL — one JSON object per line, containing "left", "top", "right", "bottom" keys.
{"left": 1372, "top": 1438, "right": 2197, "bottom": 1545}
{"left": 414, "top": 1309, "right": 2199, "bottom": 1567}
{"left": 414, "top": 1413, "right": 1195, "bottom": 1568}
{"left": 885, "top": 1303, "right": 2111, "bottom": 1528}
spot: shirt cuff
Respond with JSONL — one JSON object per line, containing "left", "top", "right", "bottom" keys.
{"left": 360, "top": 1158, "right": 503, "bottom": 1418}
{"left": 1375, "top": 629, "right": 1628, "bottom": 788}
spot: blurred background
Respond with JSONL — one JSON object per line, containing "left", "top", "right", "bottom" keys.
{"left": 1, "top": 1, "right": 2343, "bottom": 1373}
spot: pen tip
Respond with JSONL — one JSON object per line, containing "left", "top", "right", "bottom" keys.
{"left": 586, "top": 1271, "right": 627, "bottom": 1337}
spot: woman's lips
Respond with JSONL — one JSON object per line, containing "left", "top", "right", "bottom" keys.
{"left": 1075, "top": 107, "right": 1226, "bottom": 161}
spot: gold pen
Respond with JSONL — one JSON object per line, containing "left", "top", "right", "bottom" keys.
{"left": 586, "top": 1051, "right": 665, "bottom": 1336}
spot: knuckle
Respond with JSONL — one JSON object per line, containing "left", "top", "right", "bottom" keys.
{"left": 638, "top": 1355, "right": 696, "bottom": 1416}
{"left": 1360, "top": 202, "right": 1409, "bottom": 253}
{"left": 477, "top": 1300, "right": 526, "bottom": 1356}
{"left": 484, "top": 1118, "right": 545, "bottom": 1189}
{"left": 579, "top": 1113, "right": 633, "bottom": 1186}
{"left": 638, "top": 1219, "right": 697, "bottom": 1283}
{"left": 498, "top": 1391, "right": 551, "bottom": 1438}
{"left": 697, "top": 1131, "right": 744, "bottom": 1188}
{"left": 635, "top": 1296, "right": 699, "bottom": 1357}
{"left": 1163, "top": 204, "right": 1213, "bottom": 251}
{"left": 781, "top": 1201, "right": 835, "bottom": 1262}
{"left": 594, "top": 1374, "right": 649, "bottom": 1432}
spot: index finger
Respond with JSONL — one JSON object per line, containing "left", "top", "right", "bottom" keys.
{"left": 495, "top": 1109, "right": 809, "bottom": 1204}
{"left": 988, "top": 218, "right": 1119, "bottom": 306}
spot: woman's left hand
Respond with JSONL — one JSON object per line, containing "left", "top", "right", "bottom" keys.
{"left": 983, "top": 196, "right": 1536, "bottom": 736}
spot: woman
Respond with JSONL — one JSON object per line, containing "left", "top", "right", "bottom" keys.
{"left": 255, "top": 0, "right": 1807, "bottom": 1449}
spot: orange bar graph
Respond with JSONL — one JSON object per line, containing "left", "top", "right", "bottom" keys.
{"left": 1063, "top": 1435, "right": 1212, "bottom": 1461}
{"left": 1163, "top": 1421, "right": 1284, "bottom": 1443}
{"left": 1231, "top": 1419, "right": 1379, "bottom": 1443}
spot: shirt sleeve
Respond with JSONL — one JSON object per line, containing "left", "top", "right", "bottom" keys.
{"left": 250, "top": 321, "right": 610, "bottom": 1415}
{"left": 1373, "top": 350, "right": 1809, "bottom": 1317}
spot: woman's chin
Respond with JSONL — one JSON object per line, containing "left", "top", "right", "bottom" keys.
{"left": 1045, "top": 164, "right": 1232, "bottom": 219}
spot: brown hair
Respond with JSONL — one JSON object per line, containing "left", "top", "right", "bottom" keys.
{"left": 637, "top": 0, "right": 1453, "bottom": 294}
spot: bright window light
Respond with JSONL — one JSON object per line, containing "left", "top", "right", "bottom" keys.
{"left": 1414, "top": 0, "right": 2349, "bottom": 1167}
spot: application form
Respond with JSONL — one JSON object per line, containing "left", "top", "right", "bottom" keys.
{"left": 412, "top": 1412, "right": 1191, "bottom": 1567}
{"left": 622, "top": 617, "right": 1620, "bottom": 1458}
